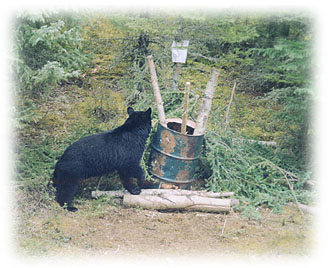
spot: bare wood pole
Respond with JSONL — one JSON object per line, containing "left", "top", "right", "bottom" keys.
{"left": 224, "top": 80, "right": 237, "bottom": 131}
{"left": 146, "top": 55, "right": 166, "bottom": 127}
{"left": 172, "top": 62, "right": 181, "bottom": 90}
{"left": 220, "top": 217, "right": 227, "bottom": 237}
{"left": 92, "top": 189, "right": 235, "bottom": 199}
{"left": 194, "top": 68, "right": 220, "bottom": 135}
{"left": 181, "top": 82, "right": 191, "bottom": 134}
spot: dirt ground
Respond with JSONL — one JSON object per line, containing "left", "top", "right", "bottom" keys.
{"left": 15, "top": 195, "right": 313, "bottom": 259}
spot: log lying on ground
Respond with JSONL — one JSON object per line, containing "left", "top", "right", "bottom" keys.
{"left": 247, "top": 139, "right": 277, "bottom": 147}
{"left": 289, "top": 202, "right": 315, "bottom": 215}
{"left": 92, "top": 189, "right": 235, "bottom": 199}
{"left": 123, "top": 194, "right": 239, "bottom": 213}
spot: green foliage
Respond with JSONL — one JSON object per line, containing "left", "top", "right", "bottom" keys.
{"left": 14, "top": 12, "right": 88, "bottom": 96}
{"left": 199, "top": 131, "right": 313, "bottom": 213}
{"left": 240, "top": 205, "right": 262, "bottom": 221}
{"left": 15, "top": 138, "right": 58, "bottom": 211}
{"left": 253, "top": 39, "right": 311, "bottom": 88}
{"left": 252, "top": 37, "right": 312, "bottom": 166}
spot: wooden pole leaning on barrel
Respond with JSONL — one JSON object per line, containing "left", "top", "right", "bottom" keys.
{"left": 146, "top": 55, "right": 167, "bottom": 127}
{"left": 194, "top": 68, "right": 220, "bottom": 135}
{"left": 181, "top": 82, "right": 190, "bottom": 135}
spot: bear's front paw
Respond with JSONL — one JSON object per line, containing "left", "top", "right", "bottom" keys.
{"left": 66, "top": 206, "right": 78, "bottom": 212}
{"left": 126, "top": 185, "right": 141, "bottom": 195}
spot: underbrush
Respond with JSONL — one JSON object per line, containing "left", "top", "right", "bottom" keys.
{"left": 198, "top": 131, "right": 314, "bottom": 217}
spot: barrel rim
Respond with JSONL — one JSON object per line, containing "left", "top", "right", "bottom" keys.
{"left": 161, "top": 118, "right": 204, "bottom": 137}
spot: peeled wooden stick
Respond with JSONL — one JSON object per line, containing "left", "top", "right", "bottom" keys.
{"left": 92, "top": 189, "right": 235, "bottom": 199}
{"left": 123, "top": 194, "right": 239, "bottom": 213}
{"left": 181, "top": 82, "right": 191, "bottom": 135}
{"left": 194, "top": 69, "right": 220, "bottom": 135}
{"left": 146, "top": 55, "right": 166, "bottom": 127}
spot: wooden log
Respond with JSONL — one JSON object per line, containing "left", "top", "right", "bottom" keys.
{"left": 304, "top": 179, "right": 315, "bottom": 190}
{"left": 146, "top": 55, "right": 166, "bottom": 127}
{"left": 289, "top": 202, "right": 315, "bottom": 215}
{"left": 92, "top": 189, "right": 235, "bottom": 199}
{"left": 246, "top": 139, "right": 277, "bottom": 147}
{"left": 123, "top": 194, "right": 238, "bottom": 213}
{"left": 92, "top": 190, "right": 126, "bottom": 199}
{"left": 194, "top": 68, "right": 220, "bottom": 135}
{"left": 181, "top": 82, "right": 190, "bottom": 135}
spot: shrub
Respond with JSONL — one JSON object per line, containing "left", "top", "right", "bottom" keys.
{"left": 199, "top": 131, "right": 313, "bottom": 213}
{"left": 14, "top": 12, "right": 88, "bottom": 96}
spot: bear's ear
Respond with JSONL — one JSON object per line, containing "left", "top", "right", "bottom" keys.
{"left": 127, "top": 107, "right": 134, "bottom": 116}
{"left": 145, "top": 107, "right": 151, "bottom": 116}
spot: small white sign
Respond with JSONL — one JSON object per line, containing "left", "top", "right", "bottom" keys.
{"left": 172, "top": 40, "right": 189, "bottom": 63}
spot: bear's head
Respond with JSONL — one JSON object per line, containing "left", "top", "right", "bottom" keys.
{"left": 122, "top": 107, "right": 152, "bottom": 132}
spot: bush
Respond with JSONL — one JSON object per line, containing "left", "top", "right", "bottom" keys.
{"left": 199, "top": 131, "right": 313, "bottom": 212}
{"left": 14, "top": 12, "right": 88, "bottom": 96}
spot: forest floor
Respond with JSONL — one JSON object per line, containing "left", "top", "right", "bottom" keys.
{"left": 14, "top": 195, "right": 314, "bottom": 259}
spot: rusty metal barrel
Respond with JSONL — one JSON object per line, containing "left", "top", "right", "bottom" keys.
{"left": 148, "top": 118, "right": 204, "bottom": 184}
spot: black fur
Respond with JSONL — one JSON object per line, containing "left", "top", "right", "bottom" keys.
{"left": 53, "top": 107, "right": 152, "bottom": 212}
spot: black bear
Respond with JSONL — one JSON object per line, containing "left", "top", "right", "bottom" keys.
{"left": 53, "top": 107, "right": 152, "bottom": 212}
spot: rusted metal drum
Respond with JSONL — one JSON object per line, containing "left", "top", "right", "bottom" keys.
{"left": 148, "top": 118, "right": 204, "bottom": 184}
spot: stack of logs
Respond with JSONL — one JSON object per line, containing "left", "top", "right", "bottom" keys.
{"left": 92, "top": 189, "right": 239, "bottom": 213}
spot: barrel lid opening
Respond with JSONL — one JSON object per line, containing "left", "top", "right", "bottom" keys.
{"left": 161, "top": 118, "right": 203, "bottom": 136}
